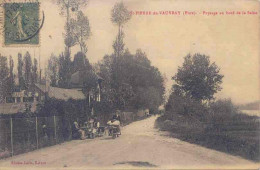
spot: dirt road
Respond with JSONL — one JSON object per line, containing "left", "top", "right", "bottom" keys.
{"left": 0, "top": 116, "right": 258, "bottom": 169}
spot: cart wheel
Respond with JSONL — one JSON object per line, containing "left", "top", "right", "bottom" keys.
{"left": 112, "top": 133, "right": 116, "bottom": 139}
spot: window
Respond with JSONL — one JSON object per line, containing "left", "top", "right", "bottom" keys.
{"left": 6, "top": 97, "right": 15, "bottom": 103}
{"left": 16, "top": 97, "right": 21, "bottom": 103}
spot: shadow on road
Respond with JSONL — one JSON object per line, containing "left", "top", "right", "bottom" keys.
{"left": 114, "top": 161, "right": 157, "bottom": 167}
{"left": 100, "top": 137, "right": 115, "bottom": 140}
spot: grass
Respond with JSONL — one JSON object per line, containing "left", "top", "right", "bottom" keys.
{"left": 155, "top": 113, "right": 260, "bottom": 162}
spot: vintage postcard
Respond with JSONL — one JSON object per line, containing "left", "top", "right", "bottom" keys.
{"left": 0, "top": 0, "right": 259, "bottom": 169}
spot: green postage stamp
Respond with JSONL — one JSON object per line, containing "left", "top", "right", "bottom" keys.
{"left": 3, "top": 2, "right": 42, "bottom": 46}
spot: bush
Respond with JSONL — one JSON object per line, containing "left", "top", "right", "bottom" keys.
{"left": 159, "top": 97, "right": 260, "bottom": 161}
{"left": 208, "top": 99, "right": 237, "bottom": 121}
{"left": 165, "top": 91, "right": 208, "bottom": 121}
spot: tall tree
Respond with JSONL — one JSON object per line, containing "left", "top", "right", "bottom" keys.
{"left": 0, "top": 55, "right": 9, "bottom": 103}
{"left": 172, "top": 53, "right": 224, "bottom": 101}
{"left": 7, "top": 56, "right": 15, "bottom": 94}
{"left": 48, "top": 54, "right": 59, "bottom": 87}
{"left": 58, "top": 53, "right": 71, "bottom": 88}
{"left": 32, "top": 57, "right": 38, "bottom": 85}
{"left": 69, "top": 11, "right": 91, "bottom": 54}
{"left": 57, "top": 0, "right": 88, "bottom": 56}
{"left": 109, "top": 2, "right": 132, "bottom": 109}
{"left": 18, "top": 53, "right": 25, "bottom": 89}
{"left": 23, "top": 52, "right": 32, "bottom": 89}
{"left": 72, "top": 51, "right": 92, "bottom": 73}
{"left": 111, "top": 1, "right": 131, "bottom": 58}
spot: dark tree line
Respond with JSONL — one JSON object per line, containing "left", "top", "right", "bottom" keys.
{"left": 0, "top": 52, "right": 39, "bottom": 103}
{"left": 47, "top": 51, "right": 92, "bottom": 88}
{"left": 97, "top": 49, "right": 165, "bottom": 112}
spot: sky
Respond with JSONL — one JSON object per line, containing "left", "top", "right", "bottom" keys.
{"left": 0, "top": 0, "right": 259, "bottom": 104}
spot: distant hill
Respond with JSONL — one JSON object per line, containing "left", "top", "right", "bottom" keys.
{"left": 238, "top": 101, "right": 260, "bottom": 110}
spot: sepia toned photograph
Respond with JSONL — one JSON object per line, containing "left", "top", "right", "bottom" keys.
{"left": 0, "top": 0, "right": 259, "bottom": 169}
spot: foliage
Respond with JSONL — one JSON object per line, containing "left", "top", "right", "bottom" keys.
{"left": 97, "top": 49, "right": 165, "bottom": 111}
{"left": 113, "top": 30, "right": 125, "bottom": 57}
{"left": 48, "top": 54, "right": 59, "bottom": 87}
{"left": 173, "top": 53, "right": 223, "bottom": 101}
{"left": 82, "top": 71, "right": 98, "bottom": 94}
{"left": 165, "top": 89, "right": 208, "bottom": 121}
{"left": 69, "top": 11, "right": 91, "bottom": 54}
{"left": 23, "top": 52, "right": 32, "bottom": 89}
{"left": 57, "top": 0, "right": 88, "bottom": 16}
{"left": 111, "top": 2, "right": 131, "bottom": 27}
{"left": 72, "top": 52, "right": 92, "bottom": 73}
{"left": 58, "top": 53, "right": 72, "bottom": 88}
{"left": 111, "top": 2, "right": 131, "bottom": 58}
{"left": 7, "top": 56, "right": 15, "bottom": 94}
{"left": 18, "top": 53, "right": 25, "bottom": 89}
{"left": 32, "top": 58, "right": 38, "bottom": 85}
{"left": 238, "top": 101, "right": 260, "bottom": 110}
{"left": 57, "top": 0, "right": 88, "bottom": 56}
{"left": 159, "top": 98, "right": 260, "bottom": 161}
{"left": 0, "top": 55, "right": 9, "bottom": 103}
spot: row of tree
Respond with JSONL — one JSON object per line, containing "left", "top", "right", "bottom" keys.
{"left": 0, "top": 52, "right": 39, "bottom": 102}
{"left": 96, "top": 49, "right": 165, "bottom": 112}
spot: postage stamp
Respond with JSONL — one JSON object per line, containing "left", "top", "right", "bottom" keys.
{"left": 3, "top": 2, "right": 42, "bottom": 46}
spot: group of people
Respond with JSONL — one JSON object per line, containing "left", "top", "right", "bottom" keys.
{"left": 72, "top": 117, "right": 100, "bottom": 139}
{"left": 72, "top": 110, "right": 121, "bottom": 140}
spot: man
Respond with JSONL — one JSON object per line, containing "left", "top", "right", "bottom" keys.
{"left": 72, "top": 121, "right": 85, "bottom": 140}
{"left": 93, "top": 117, "right": 101, "bottom": 135}
{"left": 112, "top": 110, "right": 121, "bottom": 122}
{"left": 112, "top": 110, "right": 121, "bottom": 135}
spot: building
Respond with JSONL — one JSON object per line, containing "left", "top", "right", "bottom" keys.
{"left": 70, "top": 70, "right": 103, "bottom": 103}
{"left": 34, "top": 84, "right": 85, "bottom": 101}
{"left": 0, "top": 88, "right": 39, "bottom": 114}
{"left": 0, "top": 70, "right": 103, "bottom": 115}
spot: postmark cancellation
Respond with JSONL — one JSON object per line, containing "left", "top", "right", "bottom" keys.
{"left": 1, "top": 0, "right": 43, "bottom": 47}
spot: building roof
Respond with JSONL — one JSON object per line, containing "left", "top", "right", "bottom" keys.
{"left": 35, "top": 84, "right": 85, "bottom": 101}
{"left": 70, "top": 70, "right": 103, "bottom": 88}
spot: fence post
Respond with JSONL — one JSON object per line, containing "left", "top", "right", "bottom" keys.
{"left": 53, "top": 115, "right": 57, "bottom": 144}
{"left": 10, "top": 117, "right": 13, "bottom": 157}
{"left": 35, "top": 116, "right": 38, "bottom": 149}
{"left": 69, "top": 121, "right": 72, "bottom": 140}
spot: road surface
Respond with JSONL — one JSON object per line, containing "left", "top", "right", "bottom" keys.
{"left": 0, "top": 116, "right": 258, "bottom": 169}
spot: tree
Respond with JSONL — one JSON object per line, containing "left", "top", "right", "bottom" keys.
{"left": 72, "top": 51, "right": 92, "bottom": 73}
{"left": 69, "top": 11, "right": 91, "bottom": 54}
{"left": 58, "top": 53, "right": 71, "bottom": 88}
{"left": 111, "top": 1, "right": 131, "bottom": 58}
{"left": 23, "top": 52, "right": 32, "bottom": 89}
{"left": 18, "top": 53, "right": 25, "bottom": 89}
{"left": 8, "top": 56, "right": 15, "bottom": 94}
{"left": 48, "top": 54, "right": 59, "bottom": 87}
{"left": 97, "top": 49, "right": 165, "bottom": 111}
{"left": 32, "top": 58, "right": 38, "bottom": 85}
{"left": 130, "top": 50, "right": 165, "bottom": 111}
{"left": 82, "top": 71, "right": 98, "bottom": 94}
{"left": 0, "top": 55, "right": 9, "bottom": 103}
{"left": 172, "top": 53, "right": 224, "bottom": 101}
{"left": 57, "top": 0, "right": 88, "bottom": 56}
